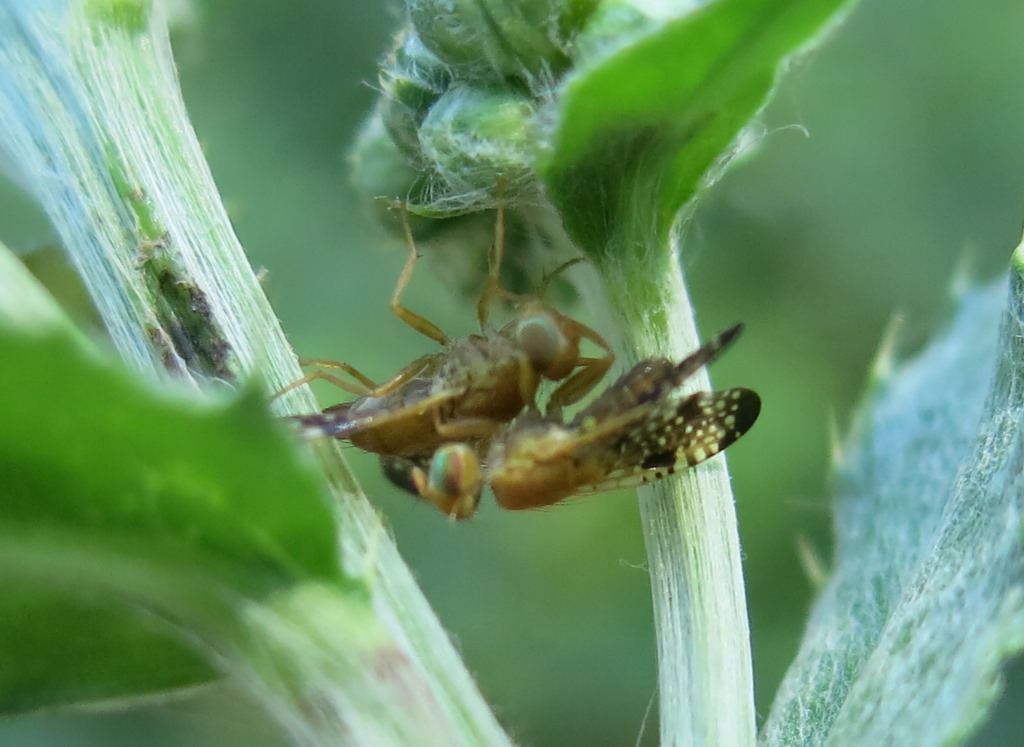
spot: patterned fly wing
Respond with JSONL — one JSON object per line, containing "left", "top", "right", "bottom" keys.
{"left": 486, "top": 323, "right": 760, "bottom": 510}
{"left": 573, "top": 323, "right": 744, "bottom": 427}
{"left": 570, "top": 386, "right": 761, "bottom": 496}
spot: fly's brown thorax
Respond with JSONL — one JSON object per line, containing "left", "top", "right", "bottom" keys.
{"left": 491, "top": 461, "right": 574, "bottom": 510}
{"left": 490, "top": 454, "right": 607, "bottom": 510}
{"left": 488, "top": 423, "right": 580, "bottom": 510}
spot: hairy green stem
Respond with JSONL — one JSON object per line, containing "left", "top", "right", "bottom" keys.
{"left": 601, "top": 237, "right": 755, "bottom": 747}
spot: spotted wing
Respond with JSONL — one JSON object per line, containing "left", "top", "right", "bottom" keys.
{"left": 667, "top": 324, "right": 745, "bottom": 385}
{"left": 571, "top": 323, "right": 744, "bottom": 426}
{"left": 572, "top": 387, "right": 761, "bottom": 495}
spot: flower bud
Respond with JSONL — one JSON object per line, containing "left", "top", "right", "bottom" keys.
{"left": 349, "top": 110, "right": 426, "bottom": 222}
{"left": 378, "top": 30, "right": 451, "bottom": 163}
{"left": 408, "top": 0, "right": 592, "bottom": 80}
{"left": 419, "top": 84, "right": 539, "bottom": 202}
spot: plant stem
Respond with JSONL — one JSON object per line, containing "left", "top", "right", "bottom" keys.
{"left": 600, "top": 237, "right": 756, "bottom": 747}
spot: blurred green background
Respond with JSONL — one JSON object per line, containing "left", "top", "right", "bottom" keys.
{"left": 2, "top": 0, "right": 1023, "bottom": 745}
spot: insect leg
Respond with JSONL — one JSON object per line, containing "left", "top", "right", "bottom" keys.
{"left": 546, "top": 317, "right": 615, "bottom": 410}
{"left": 272, "top": 361, "right": 377, "bottom": 399}
{"left": 423, "top": 400, "right": 504, "bottom": 440}
{"left": 299, "top": 359, "right": 378, "bottom": 388}
{"left": 391, "top": 202, "right": 450, "bottom": 346}
{"left": 476, "top": 183, "right": 507, "bottom": 329}
{"left": 534, "top": 257, "right": 584, "bottom": 298}
{"left": 433, "top": 416, "right": 504, "bottom": 440}
{"left": 365, "top": 354, "right": 436, "bottom": 397}
{"left": 274, "top": 355, "right": 434, "bottom": 401}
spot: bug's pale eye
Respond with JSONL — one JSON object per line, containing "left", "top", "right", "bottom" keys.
{"left": 515, "top": 315, "right": 566, "bottom": 372}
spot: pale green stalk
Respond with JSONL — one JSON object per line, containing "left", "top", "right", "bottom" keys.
{"left": 598, "top": 233, "right": 754, "bottom": 747}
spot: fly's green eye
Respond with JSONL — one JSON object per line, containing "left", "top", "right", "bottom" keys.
{"left": 428, "top": 444, "right": 483, "bottom": 518}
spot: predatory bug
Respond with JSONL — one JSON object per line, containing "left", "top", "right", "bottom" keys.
{"left": 285, "top": 196, "right": 614, "bottom": 460}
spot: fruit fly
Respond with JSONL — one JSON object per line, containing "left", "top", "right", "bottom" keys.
{"left": 390, "top": 324, "right": 760, "bottom": 519}
{"left": 284, "top": 200, "right": 614, "bottom": 465}
{"left": 380, "top": 444, "right": 485, "bottom": 519}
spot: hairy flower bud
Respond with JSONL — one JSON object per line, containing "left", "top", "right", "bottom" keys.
{"left": 418, "top": 84, "right": 539, "bottom": 202}
{"left": 349, "top": 111, "right": 426, "bottom": 222}
{"left": 408, "top": 0, "right": 590, "bottom": 80}
{"left": 378, "top": 31, "right": 451, "bottom": 163}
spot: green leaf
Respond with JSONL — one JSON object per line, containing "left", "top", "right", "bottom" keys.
{"left": 0, "top": 5, "right": 514, "bottom": 740}
{"left": 532, "top": 4, "right": 858, "bottom": 745}
{"left": 0, "top": 314, "right": 346, "bottom": 713}
{"left": 760, "top": 272, "right": 1024, "bottom": 745}
{"left": 539, "top": 0, "right": 852, "bottom": 265}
